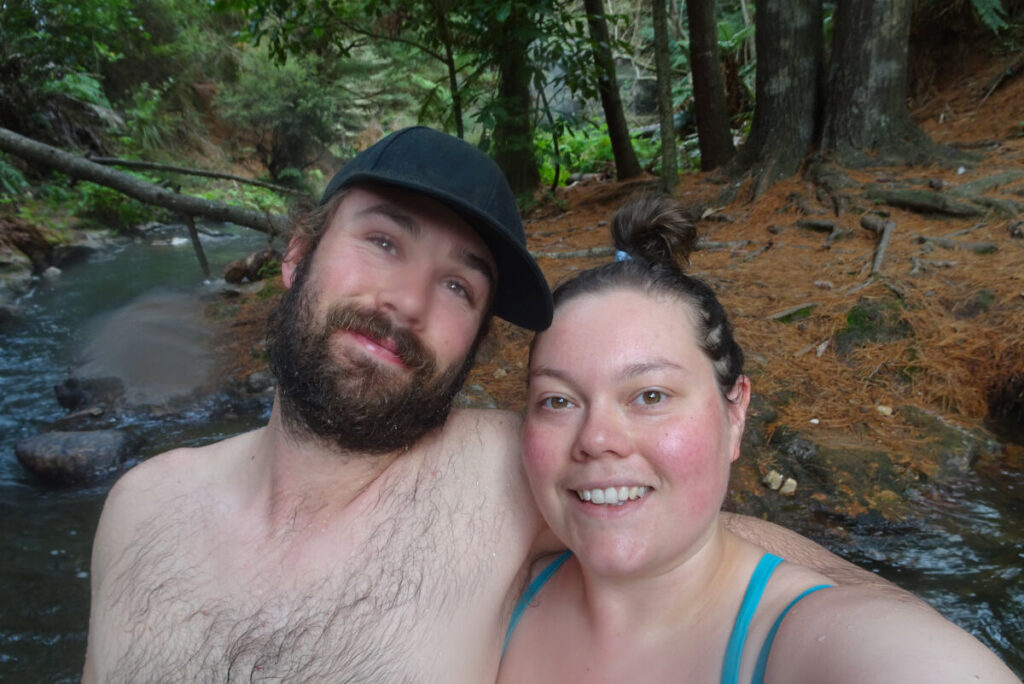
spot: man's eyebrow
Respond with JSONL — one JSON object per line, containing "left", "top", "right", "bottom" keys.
{"left": 460, "top": 250, "right": 496, "bottom": 289}
{"left": 355, "top": 204, "right": 421, "bottom": 236}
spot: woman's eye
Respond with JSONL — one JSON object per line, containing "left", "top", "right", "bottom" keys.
{"left": 636, "top": 390, "right": 664, "bottom": 406}
{"left": 541, "top": 396, "right": 574, "bottom": 410}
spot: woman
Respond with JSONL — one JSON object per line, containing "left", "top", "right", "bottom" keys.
{"left": 498, "top": 196, "right": 1019, "bottom": 683}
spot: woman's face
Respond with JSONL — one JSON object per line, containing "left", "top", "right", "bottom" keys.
{"left": 523, "top": 287, "right": 749, "bottom": 578}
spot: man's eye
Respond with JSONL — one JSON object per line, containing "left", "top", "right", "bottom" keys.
{"left": 445, "top": 279, "right": 471, "bottom": 301}
{"left": 541, "top": 396, "right": 574, "bottom": 410}
{"left": 635, "top": 390, "right": 664, "bottom": 406}
{"left": 370, "top": 236, "right": 397, "bottom": 253}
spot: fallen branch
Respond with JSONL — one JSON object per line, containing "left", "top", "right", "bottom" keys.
{"left": 910, "top": 257, "right": 958, "bottom": 275}
{"left": 530, "top": 246, "right": 615, "bottom": 260}
{"left": 978, "top": 53, "right": 1024, "bottom": 108}
{"left": 943, "top": 222, "right": 987, "bottom": 238}
{"left": 865, "top": 187, "right": 983, "bottom": 217}
{"left": 87, "top": 157, "right": 306, "bottom": 196}
{"left": 768, "top": 302, "right": 820, "bottom": 321}
{"left": 948, "top": 170, "right": 1024, "bottom": 196}
{"left": 532, "top": 237, "right": 751, "bottom": 260}
{"left": 742, "top": 243, "right": 772, "bottom": 262}
{"left": 915, "top": 235, "right": 998, "bottom": 254}
{"left": 0, "top": 127, "right": 288, "bottom": 236}
{"left": 871, "top": 221, "right": 895, "bottom": 274}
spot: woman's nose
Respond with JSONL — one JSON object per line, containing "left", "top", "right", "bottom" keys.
{"left": 572, "top": 400, "right": 631, "bottom": 461}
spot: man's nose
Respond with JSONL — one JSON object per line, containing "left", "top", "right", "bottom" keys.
{"left": 572, "top": 399, "right": 631, "bottom": 462}
{"left": 377, "top": 262, "right": 431, "bottom": 329}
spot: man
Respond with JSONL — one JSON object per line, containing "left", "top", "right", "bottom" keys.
{"left": 83, "top": 127, "right": 879, "bottom": 683}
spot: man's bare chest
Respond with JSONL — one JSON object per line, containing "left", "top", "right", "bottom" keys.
{"left": 104, "top": 483, "right": 507, "bottom": 682}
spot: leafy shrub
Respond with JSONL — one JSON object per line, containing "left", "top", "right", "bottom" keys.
{"left": 216, "top": 49, "right": 343, "bottom": 183}
{"left": 0, "top": 154, "right": 29, "bottom": 201}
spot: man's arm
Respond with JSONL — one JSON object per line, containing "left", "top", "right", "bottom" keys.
{"left": 720, "top": 512, "right": 923, "bottom": 601}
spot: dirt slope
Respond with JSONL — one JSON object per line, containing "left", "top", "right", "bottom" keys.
{"left": 463, "top": 50, "right": 1024, "bottom": 523}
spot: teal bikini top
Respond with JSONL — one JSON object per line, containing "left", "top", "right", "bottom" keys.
{"left": 503, "top": 551, "right": 831, "bottom": 683}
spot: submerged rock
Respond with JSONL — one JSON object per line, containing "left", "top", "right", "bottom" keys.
{"left": 15, "top": 430, "right": 138, "bottom": 485}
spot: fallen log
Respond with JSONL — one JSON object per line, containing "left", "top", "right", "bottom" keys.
{"left": 86, "top": 157, "right": 306, "bottom": 196}
{"left": 865, "top": 187, "right": 983, "bottom": 217}
{"left": 0, "top": 127, "right": 288, "bottom": 237}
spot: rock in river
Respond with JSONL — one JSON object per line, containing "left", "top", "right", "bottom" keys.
{"left": 15, "top": 430, "right": 137, "bottom": 485}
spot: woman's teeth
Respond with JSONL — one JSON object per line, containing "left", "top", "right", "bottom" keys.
{"left": 575, "top": 486, "right": 650, "bottom": 505}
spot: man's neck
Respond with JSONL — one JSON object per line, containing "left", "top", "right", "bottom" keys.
{"left": 250, "top": 400, "right": 416, "bottom": 533}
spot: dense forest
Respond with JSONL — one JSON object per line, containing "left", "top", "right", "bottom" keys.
{"left": 2, "top": 3, "right": 1024, "bottom": 680}
{"left": 1, "top": 0, "right": 1021, "bottom": 227}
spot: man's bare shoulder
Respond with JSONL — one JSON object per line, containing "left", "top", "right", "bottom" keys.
{"left": 721, "top": 512, "right": 911, "bottom": 597}
{"left": 447, "top": 407, "right": 522, "bottom": 434}
{"left": 108, "top": 429, "right": 262, "bottom": 506}
{"left": 92, "top": 429, "right": 264, "bottom": 565}
{"left": 441, "top": 408, "right": 522, "bottom": 463}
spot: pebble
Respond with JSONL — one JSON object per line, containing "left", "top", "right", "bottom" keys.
{"left": 763, "top": 469, "right": 784, "bottom": 490}
{"left": 780, "top": 478, "right": 797, "bottom": 496}
{"left": 876, "top": 404, "right": 894, "bottom": 417}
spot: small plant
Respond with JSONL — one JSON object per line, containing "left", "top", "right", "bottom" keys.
{"left": 0, "top": 154, "right": 29, "bottom": 203}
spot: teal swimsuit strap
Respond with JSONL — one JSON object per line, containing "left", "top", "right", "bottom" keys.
{"left": 721, "top": 553, "right": 784, "bottom": 684}
{"left": 750, "top": 584, "right": 832, "bottom": 684}
{"left": 502, "top": 550, "right": 573, "bottom": 656}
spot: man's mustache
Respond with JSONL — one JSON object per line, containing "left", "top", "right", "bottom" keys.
{"left": 323, "top": 305, "right": 433, "bottom": 373}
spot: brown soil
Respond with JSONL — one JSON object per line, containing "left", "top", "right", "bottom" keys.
{"left": 220, "top": 49, "right": 1024, "bottom": 523}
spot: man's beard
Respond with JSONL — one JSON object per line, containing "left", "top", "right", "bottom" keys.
{"left": 267, "top": 260, "right": 479, "bottom": 454}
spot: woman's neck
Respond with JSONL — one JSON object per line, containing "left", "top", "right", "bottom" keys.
{"left": 573, "top": 524, "right": 752, "bottom": 649}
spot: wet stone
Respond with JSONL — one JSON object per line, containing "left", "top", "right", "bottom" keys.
{"left": 15, "top": 430, "right": 138, "bottom": 485}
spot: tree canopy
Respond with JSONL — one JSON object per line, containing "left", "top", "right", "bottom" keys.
{"left": 1, "top": 0, "right": 1021, "bottom": 208}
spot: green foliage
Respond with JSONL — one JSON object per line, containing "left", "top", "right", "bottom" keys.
{"left": 256, "top": 259, "right": 282, "bottom": 280}
{"left": 193, "top": 181, "right": 290, "bottom": 217}
{"left": 0, "top": 155, "right": 30, "bottom": 201}
{"left": 535, "top": 122, "right": 663, "bottom": 187}
{"left": 0, "top": 0, "right": 140, "bottom": 135}
{"left": 216, "top": 49, "right": 345, "bottom": 182}
{"left": 970, "top": 0, "right": 1010, "bottom": 32}
{"left": 40, "top": 72, "right": 113, "bottom": 109}
{"left": 117, "top": 82, "right": 179, "bottom": 155}
{"left": 71, "top": 182, "right": 160, "bottom": 231}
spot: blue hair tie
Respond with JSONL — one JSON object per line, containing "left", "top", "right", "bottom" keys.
{"left": 615, "top": 249, "right": 631, "bottom": 262}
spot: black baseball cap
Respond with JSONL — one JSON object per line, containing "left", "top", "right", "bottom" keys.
{"left": 320, "top": 126, "right": 553, "bottom": 331}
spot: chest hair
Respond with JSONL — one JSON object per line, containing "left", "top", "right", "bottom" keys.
{"left": 104, "top": 456, "right": 499, "bottom": 683}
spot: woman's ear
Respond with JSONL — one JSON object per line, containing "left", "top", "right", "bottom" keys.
{"left": 281, "top": 236, "right": 307, "bottom": 289}
{"left": 726, "top": 375, "right": 751, "bottom": 463}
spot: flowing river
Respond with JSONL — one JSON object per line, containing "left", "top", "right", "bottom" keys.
{"left": 0, "top": 225, "right": 1021, "bottom": 681}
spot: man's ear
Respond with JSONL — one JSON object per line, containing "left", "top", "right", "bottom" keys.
{"left": 281, "top": 236, "right": 308, "bottom": 289}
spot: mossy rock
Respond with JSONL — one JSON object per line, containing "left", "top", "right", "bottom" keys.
{"left": 835, "top": 297, "right": 913, "bottom": 356}
{"left": 900, "top": 405, "right": 1003, "bottom": 479}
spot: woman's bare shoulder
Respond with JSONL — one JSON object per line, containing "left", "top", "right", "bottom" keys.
{"left": 766, "top": 585, "right": 1021, "bottom": 684}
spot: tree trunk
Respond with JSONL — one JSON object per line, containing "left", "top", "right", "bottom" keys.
{"left": 431, "top": 0, "right": 465, "bottom": 139}
{"left": 0, "top": 127, "right": 287, "bottom": 236}
{"left": 491, "top": 4, "right": 540, "bottom": 195}
{"left": 652, "top": 0, "right": 679, "bottom": 191}
{"left": 734, "top": 0, "right": 822, "bottom": 195}
{"left": 685, "top": 0, "right": 735, "bottom": 170}
{"left": 583, "top": 0, "right": 643, "bottom": 180}
{"left": 820, "top": 0, "right": 931, "bottom": 164}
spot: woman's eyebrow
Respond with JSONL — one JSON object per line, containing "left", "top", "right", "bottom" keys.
{"left": 620, "top": 359, "right": 683, "bottom": 378}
